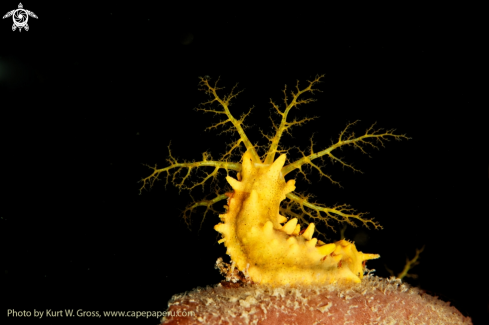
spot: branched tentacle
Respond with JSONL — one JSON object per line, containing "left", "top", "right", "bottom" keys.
{"left": 196, "top": 77, "right": 261, "bottom": 163}
{"left": 139, "top": 158, "right": 241, "bottom": 194}
{"left": 284, "top": 192, "right": 382, "bottom": 236}
{"left": 139, "top": 142, "right": 242, "bottom": 195}
{"left": 282, "top": 120, "right": 411, "bottom": 177}
{"left": 264, "top": 75, "right": 323, "bottom": 164}
{"left": 182, "top": 193, "right": 228, "bottom": 228}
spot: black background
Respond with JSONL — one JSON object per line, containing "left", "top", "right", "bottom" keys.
{"left": 1, "top": 2, "right": 487, "bottom": 324}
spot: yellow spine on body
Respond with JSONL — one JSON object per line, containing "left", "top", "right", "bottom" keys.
{"left": 214, "top": 150, "right": 379, "bottom": 286}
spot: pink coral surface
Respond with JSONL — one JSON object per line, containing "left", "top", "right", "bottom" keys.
{"left": 161, "top": 276, "right": 471, "bottom": 325}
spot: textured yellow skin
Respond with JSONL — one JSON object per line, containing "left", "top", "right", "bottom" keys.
{"left": 215, "top": 150, "right": 379, "bottom": 286}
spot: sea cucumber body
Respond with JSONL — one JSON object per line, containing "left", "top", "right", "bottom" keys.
{"left": 214, "top": 150, "right": 379, "bottom": 286}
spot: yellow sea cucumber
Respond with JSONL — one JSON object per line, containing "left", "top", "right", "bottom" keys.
{"left": 215, "top": 149, "right": 380, "bottom": 286}
{"left": 140, "top": 75, "right": 410, "bottom": 287}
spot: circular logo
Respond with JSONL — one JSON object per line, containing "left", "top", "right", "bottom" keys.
{"left": 13, "top": 9, "right": 28, "bottom": 28}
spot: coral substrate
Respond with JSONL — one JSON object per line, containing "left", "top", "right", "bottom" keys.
{"left": 161, "top": 275, "right": 472, "bottom": 325}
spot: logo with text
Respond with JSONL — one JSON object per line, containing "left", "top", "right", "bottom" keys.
{"left": 3, "top": 3, "right": 38, "bottom": 32}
